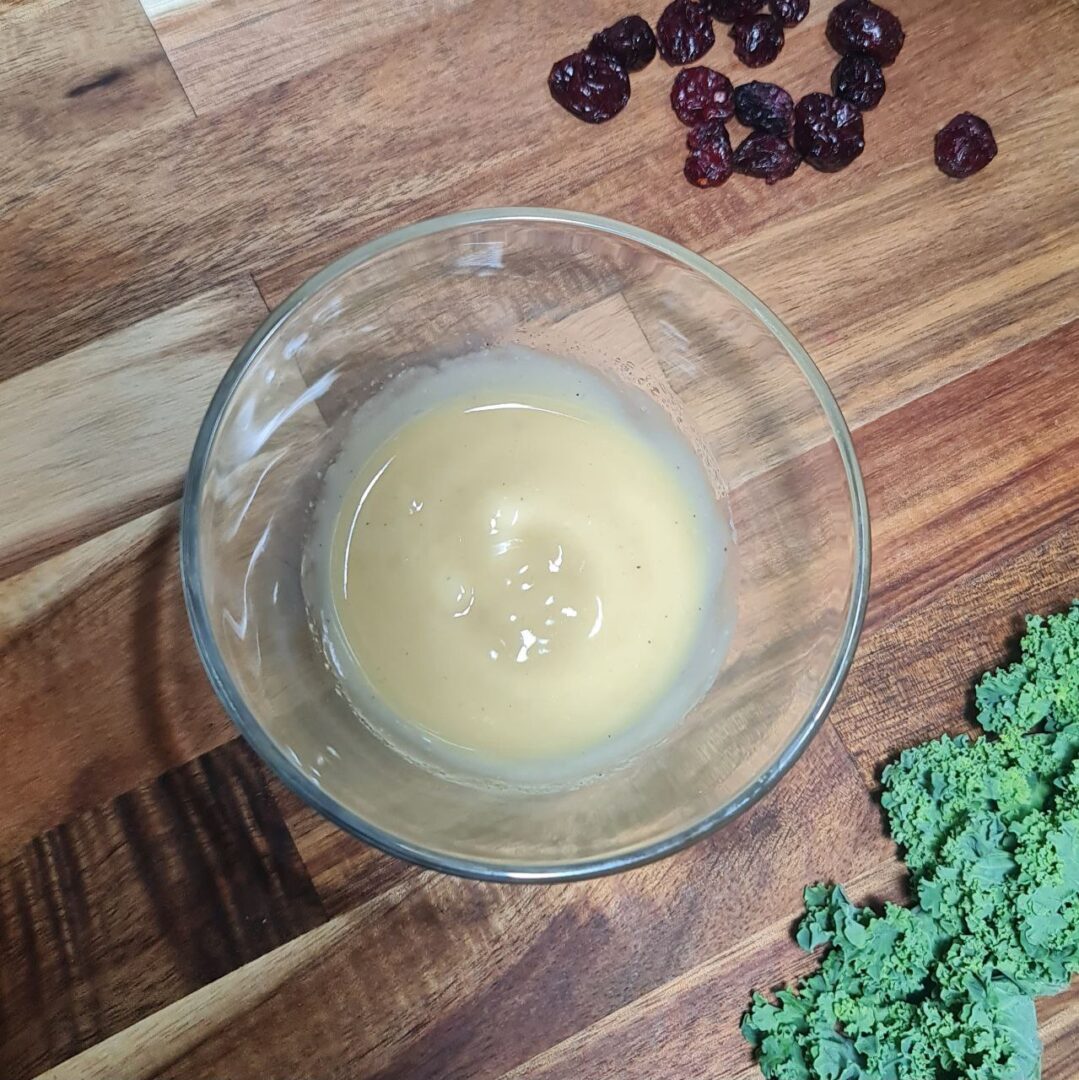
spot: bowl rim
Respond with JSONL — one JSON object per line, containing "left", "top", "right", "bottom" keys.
{"left": 180, "top": 206, "right": 871, "bottom": 884}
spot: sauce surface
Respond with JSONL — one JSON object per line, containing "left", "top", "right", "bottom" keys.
{"left": 310, "top": 349, "right": 731, "bottom": 780}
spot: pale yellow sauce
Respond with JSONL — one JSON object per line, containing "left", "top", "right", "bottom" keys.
{"left": 309, "top": 349, "right": 730, "bottom": 783}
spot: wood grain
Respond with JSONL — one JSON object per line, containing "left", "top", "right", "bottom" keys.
{"left": 0, "top": 279, "right": 267, "bottom": 577}
{"left": 829, "top": 320, "right": 1079, "bottom": 777}
{"left": 857, "top": 319, "right": 1079, "bottom": 629}
{"left": 0, "top": 0, "right": 193, "bottom": 215}
{"left": 0, "top": 739, "right": 323, "bottom": 1080}
{"left": 40, "top": 721, "right": 893, "bottom": 1080}
{"left": 504, "top": 862, "right": 908, "bottom": 1080}
{"left": 276, "top": 786, "right": 419, "bottom": 918}
{"left": 2, "top": 0, "right": 1078, "bottom": 1074}
{"left": 0, "top": 506, "right": 235, "bottom": 858}
{"left": 833, "top": 515, "right": 1079, "bottom": 784}
{"left": 143, "top": 0, "right": 473, "bottom": 114}
{"left": 1041, "top": 982, "right": 1079, "bottom": 1079}
{"left": 2, "top": 0, "right": 1073, "bottom": 402}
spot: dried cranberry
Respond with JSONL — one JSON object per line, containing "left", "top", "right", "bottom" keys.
{"left": 687, "top": 117, "right": 730, "bottom": 151}
{"left": 656, "top": 0, "right": 716, "bottom": 65}
{"left": 769, "top": 0, "right": 810, "bottom": 26}
{"left": 671, "top": 67, "right": 735, "bottom": 126}
{"left": 590, "top": 15, "right": 657, "bottom": 72}
{"left": 794, "top": 92, "right": 864, "bottom": 171}
{"left": 733, "top": 132, "right": 801, "bottom": 182}
{"left": 685, "top": 133, "right": 734, "bottom": 186}
{"left": 733, "top": 80, "right": 793, "bottom": 135}
{"left": 704, "top": 0, "right": 764, "bottom": 22}
{"left": 826, "top": 0, "right": 904, "bottom": 65}
{"left": 934, "top": 113, "right": 997, "bottom": 178}
{"left": 729, "top": 14, "right": 784, "bottom": 67}
{"left": 831, "top": 53, "right": 885, "bottom": 109}
{"left": 548, "top": 50, "right": 631, "bottom": 124}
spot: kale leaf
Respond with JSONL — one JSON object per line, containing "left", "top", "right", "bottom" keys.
{"left": 743, "top": 603, "right": 1079, "bottom": 1079}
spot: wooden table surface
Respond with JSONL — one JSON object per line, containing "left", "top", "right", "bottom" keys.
{"left": 1, "top": 0, "right": 1077, "bottom": 1076}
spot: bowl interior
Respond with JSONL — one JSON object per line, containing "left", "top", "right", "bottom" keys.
{"left": 182, "top": 210, "right": 867, "bottom": 880}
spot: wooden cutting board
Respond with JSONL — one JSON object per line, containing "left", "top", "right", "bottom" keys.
{"left": 1, "top": 0, "right": 1076, "bottom": 1076}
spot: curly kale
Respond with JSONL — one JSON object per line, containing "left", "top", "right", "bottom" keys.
{"left": 742, "top": 603, "right": 1079, "bottom": 1079}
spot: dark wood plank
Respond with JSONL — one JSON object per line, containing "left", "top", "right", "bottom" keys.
{"left": 275, "top": 786, "right": 419, "bottom": 918}
{"left": 833, "top": 515, "right": 1079, "bottom": 784}
{"left": 856, "top": 320, "right": 1079, "bottom": 630}
{"left": 53, "top": 720, "right": 894, "bottom": 1080}
{"left": 504, "top": 863, "right": 908, "bottom": 1080}
{"left": 0, "top": 506, "right": 235, "bottom": 859}
{"left": 0, "top": 740, "right": 325, "bottom": 1080}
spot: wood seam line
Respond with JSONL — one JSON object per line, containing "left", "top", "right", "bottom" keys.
{"left": 0, "top": 483, "right": 181, "bottom": 587}
{"left": 31, "top": 860, "right": 894, "bottom": 1080}
{"left": 135, "top": 0, "right": 198, "bottom": 119}
{"left": 841, "top": 311, "right": 1076, "bottom": 444}
{"left": 249, "top": 272, "right": 274, "bottom": 314}
{"left": 0, "top": 501, "right": 179, "bottom": 643}
{"left": 242, "top": 763, "right": 333, "bottom": 936}
{"left": 822, "top": 714, "right": 872, "bottom": 798}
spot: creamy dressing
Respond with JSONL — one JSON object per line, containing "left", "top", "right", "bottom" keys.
{"left": 307, "top": 348, "right": 732, "bottom": 786}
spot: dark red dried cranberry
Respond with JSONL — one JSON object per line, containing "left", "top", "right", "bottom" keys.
{"left": 826, "top": 0, "right": 904, "bottom": 65}
{"left": 671, "top": 67, "right": 735, "bottom": 126}
{"left": 590, "top": 15, "right": 658, "bottom": 72}
{"left": 729, "top": 14, "right": 784, "bottom": 67}
{"left": 934, "top": 113, "right": 997, "bottom": 178}
{"left": 704, "top": 0, "right": 764, "bottom": 22}
{"left": 687, "top": 117, "right": 730, "bottom": 151}
{"left": 794, "top": 92, "right": 864, "bottom": 171}
{"left": 685, "top": 133, "right": 734, "bottom": 187}
{"left": 733, "top": 80, "right": 793, "bottom": 135}
{"left": 832, "top": 53, "right": 885, "bottom": 109}
{"left": 769, "top": 0, "right": 810, "bottom": 26}
{"left": 656, "top": 0, "right": 716, "bottom": 65}
{"left": 733, "top": 132, "right": 801, "bottom": 182}
{"left": 548, "top": 50, "right": 631, "bottom": 124}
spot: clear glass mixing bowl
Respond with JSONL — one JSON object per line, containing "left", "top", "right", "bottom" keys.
{"left": 180, "top": 208, "right": 869, "bottom": 882}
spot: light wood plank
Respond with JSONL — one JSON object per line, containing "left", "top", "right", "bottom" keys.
{"left": 0, "top": 0, "right": 193, "bottom": 215}
{"left": 0, "top": 280, "right": 267, "bottom": 578}
{"left": 35, "top": 882, "right": 409, "bottom": 1080}
{"left": 141, "top": 0, "right": 473, "bottom": 114}
{"left": 3, "top": 0, "right": 1074, "bottom": 408}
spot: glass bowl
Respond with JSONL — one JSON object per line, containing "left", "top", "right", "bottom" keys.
{"left": 180, "top": 208, "right": 869, "bottom": 882}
